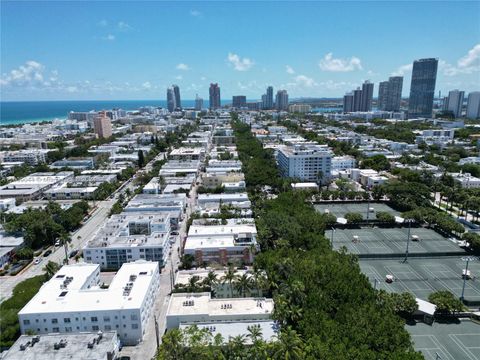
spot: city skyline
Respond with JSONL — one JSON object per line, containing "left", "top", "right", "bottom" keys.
{"left": 1, "top": 1, "right": 479, "bottom": 101}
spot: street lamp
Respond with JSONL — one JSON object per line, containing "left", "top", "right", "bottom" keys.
{"left": 402, "top": 219, "right": 414, "bottom": 263}
{"left": 330, "top": 228, "right": 335, "bottom": 248}
{"left": 460, "top": 256, "right": 478, "bottom": 302}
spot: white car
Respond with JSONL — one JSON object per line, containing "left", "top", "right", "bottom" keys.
{"left": 34, "top": 258, "right": 41, "bottom": 265}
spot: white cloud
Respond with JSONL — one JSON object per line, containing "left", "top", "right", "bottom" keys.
{"left": 175, "top": 75, "right": 183, "bottom": 80}
{"left": 1, "top": 60, "right": 47, "bottom": 86}
{"left": 294, "top": 75, "right": 317, "bottom": 88}
{"left": 102, "top": 34, "right": 115, "bottom": 41}
{"left": 98, "top": 19, "right": 108, "bottom": 27}
{"left": 117, "top": 21, "right": 133, "bottom": 31}
{"left": 458, "top": 44, "right": 480, "bottom": 69}
{"left": 319, "top": 53, "right": 362, "bottom": 72}
{"left": 227, "top": 52, "right": 254, "bottom": 71}
{"left": 286, "top": 65, "right": 295, "bottom": 74}
{"left": 66, "top": 86, "right": 78, "bottom": 93}
{"left": 190, "top": 10, "right": 202, "bottom": 17}
{"left": 176, "top": 63, "right": 190, "bottom": 71}
{"left": 142, "top": 81, "right": 152, "bottom": 90}
{"left": 200, "top": 76, "right": 207, "bottom": 81}
{"left": 391, "top": 63, "right": 413, "bottom": 76}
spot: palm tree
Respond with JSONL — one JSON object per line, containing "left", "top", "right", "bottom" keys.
{"left": 247, "top": 324, "right": 263, "bottom": 342}
{"left": 202, "top": 270, "right": 218, "bottom": 292}
{"left": 222, "top": 265, "right": 238, "bottom": 298}
{"left": 249, "top": 267, "right": 267, "bottom": 297}
{"left": 234, "top": 273, "right": 253, "bottom": 297}
{"left": 43, "top": 261, "right": 60, "bottom": 279}
{"left": 272, "top": 326, "right": 305, "bottom": 360}
{"left": 59, "top": 233, "right": 71, "bottom": 265}
{"left": 187, "top": 275, "right": 201, "bottom": 292}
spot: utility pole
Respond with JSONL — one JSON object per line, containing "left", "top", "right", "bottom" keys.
{"left": 461, "top": 256, "right": 477, "bottom": 302}
{"left": 330, "top": 228, "right": 335, "bottom": 248}
{"left": 403, "top": 219, "right": 412, "bottom": 263}
{"left": 154, "top": 315, "right": 160, "bottom": 349}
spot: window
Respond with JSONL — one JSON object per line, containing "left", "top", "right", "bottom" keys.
{"left": 91, "top": 317, "right": 98, "bottom": 322}
{"left": 23, "top": 319, "right": 30, "bottom": 325}
{"left": 64, "top": 318, "right": 71, "bottom": 323}
{"left": 52, "top": 327, "right": 59, "bottom": 332}
{"left": 131, "top": 323, "right": 138, "bottom": 329}
{"left": 51, "top": 319, "right": 58, "bottom": 324}
{"left": 92, "top": 325, "right": 99, "bottom": 331}
{"left": 130, "top": 314, "right": 138, "bottom": 321}
{"left": 105, "top": 325, "right": 112, "bottom": 331}
{"left": 65, "top": 327, "right": 72, "bottom": 332}
{"left": 103, "top": 316, "right": 110, "bottom": 322}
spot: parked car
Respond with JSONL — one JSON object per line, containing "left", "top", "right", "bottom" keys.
{"left": 43, "top": 250, "right": 52, "bottom": 257}
{"left": 34, "top": 258, "right": 41, "bottom": 265}
{"left": 55, "top": 240, "right": 60, "bottom": 246}
{"left": 69, "top": 250, "right": 79, "bottom": 258}
{"left": 171, "top": 231, "right": 179, "bottom": 236}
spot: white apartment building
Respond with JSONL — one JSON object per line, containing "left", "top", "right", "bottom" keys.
{"left": 184, "top": 223, "right": 258, "bottom": 266}
{"left": 415, "top": 129, "right": 455, "bottom": 146}
{"left": 169, "top": 147, "right": 205, "bottom": 161}
{"left": 166, "top": 292, "right": 274, "bottom": 329}
{"left": 277, "top": 144, "right": 332, "bottom": 184}
{"left": 1, "top": 332, "right": 119, "bottom": 360}
{"left": 288, "top": 104, "right": 312, "bottom": 113}
{"left": 2, "top": 149, "right": 47, "bottom": 165}
{"left": 466, "top": 92, "right": 480, "bottom": 119}
{"left": 18, "top": 261, "right": 160, "bottom": 345}
{"left": 84, "top": 212, "right": 170, "bottom": 270}
{"left": 451, "top": 173, "right": 480, "bottom": 189}
{"left": 331, "top": 156, "right": 357, "bottom": 171}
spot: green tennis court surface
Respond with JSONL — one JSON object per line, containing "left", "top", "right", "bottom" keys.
{"left": 332, "top": 227, "right": 463, "bottom": 256}
{"left": 360, "top": 257, "right": 480, "bottom": 303}
{"left": 407, "top": 320, "right": 480, "bottom": 360}
{"left": 315, "top": 202, "right": 400, "bottom": 220}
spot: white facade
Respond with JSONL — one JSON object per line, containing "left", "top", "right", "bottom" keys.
{"left": 451, "top": 173, "right": 480, "bottom": 188}
{"left": 2, "top": 150, "right": 47, "bottom": 165}
{"left": 444, "top": 90, "right": 465, "bottom": 118}
{"left": 84, "top": 212, "right": 170, "bottom": 270}
{"left": 0, "top": 198, "right": 16, "bottom": 211}
{"left": 277, "top": 144, "right": 332, "bottom": 184}
{"left": 166, "top": 292, "right": 274, "bottom": 329}
{"left": 184, "top": 224, "right": 258, "bottom": 266}
{"left": 18, "top": 261, "right": 160, "bottom": 345}
{"left": 331, "top": 156, "right": 356, "bottom": 171}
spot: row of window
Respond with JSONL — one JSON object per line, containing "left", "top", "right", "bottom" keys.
{"left": 23, "top": 314, "right": 138, "bottom": 325}
{"left": 25, "top": 323, "right": 139, "bottom": 333}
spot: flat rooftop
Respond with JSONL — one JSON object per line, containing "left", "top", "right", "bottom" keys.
{"left": 0, "top": 332, "right": 118, "bottom": 360}
{"left": 179, "top": 320, "right": 279, "bottom": 344}
{"left": 360, "top": 257, "right": 480, "bottom": 304}
{"left": 167, "top": 292, "right": 274, "bottom": 317}
{"left": 332, "top": 227, "right": 464, "bottom": 257}
{"left": 175, "top": 269, "right": 249, "bottom": 286}
{"left": 19, "top": 261, "right": 158, "bottom": 315}
{"left": 314, "top": 202, "right": 400, "bottom": 220}
{"left": 406, "top": 320, "right": 480, "bottom": 360}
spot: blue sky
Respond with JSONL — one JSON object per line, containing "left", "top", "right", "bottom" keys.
{"left": 1, "top": 1, "right": 479, "bottom": 101}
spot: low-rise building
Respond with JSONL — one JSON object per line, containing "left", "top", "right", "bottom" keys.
{"left": 2, "top": 149, "right": 47, "bottom": 165}
{"left": 169, "top": 147, "right": 205, "bottom": 161}
{"left": 84, "top": 212, "right": 170, "bottom": 270}
{"left": 184, "top": 223, "right": 258, "bottom": 266}
{"left": 331, "top": 156, "right": 356, "bottom": 171}
{"left": 18, "top": 261, "right": 160, "bottom": 345}
{"left": 451, "top": 172, "right": 480, "bottom": 188}
{"left": 0, "top": 332, "right": 119, "bottom": 360}
{"left": 0, "top": 172, "right": 74, "bottom": 201}
{"left": 50, "top": 158, "right": 95, "bottom": 170}
{"left": 166, "top": 292, "right": 274, "bottom": 329}
{"left": 44, "top": 185, "right": 98, "bottom": 200}
{"left": 202, "top": 172, "right": 245, "bottom": 189}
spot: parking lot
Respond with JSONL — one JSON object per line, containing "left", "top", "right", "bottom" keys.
{"left": 315, "top": 202, "right": 400, "bottom": 220}
{"left": 360, "top": 257, "right": 480, "bottom": 304}
{"left": 407, "top": 320, "right": 480, "bottom": 360}
{"left": 331, "top": 227, "right": 464, "bottom": 257}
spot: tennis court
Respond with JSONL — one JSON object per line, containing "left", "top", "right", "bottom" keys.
{"left": 360, "top": 257, "right": 480, "bottom": 303}
{"left": 331, "top": 227, "right": 463, "bottom": 256}
{"left": 314, "top": 202, "right": 400, "bottom": 220}
{"left": 407, "top": 320, "right": 480, "bottom": 360}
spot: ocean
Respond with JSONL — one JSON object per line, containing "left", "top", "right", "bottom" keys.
{"left": 0, "top": 100, "right": 207, "bottom": 125}
{"left": 0, "top": 100, "right": 340, "bottom": 126}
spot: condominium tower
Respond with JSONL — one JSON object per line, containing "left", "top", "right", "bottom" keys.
{"left": 408, "top": 58, "right": 438, "bottom": 118}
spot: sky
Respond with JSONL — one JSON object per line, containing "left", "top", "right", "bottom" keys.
{"left": 1, "top": 1, "right": 479, "bottom": 101}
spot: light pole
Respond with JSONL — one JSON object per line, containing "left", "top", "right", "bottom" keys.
{"left": 330, "top": 228, "right": 335, "bottom": 248}
{"left": 374, "top": 278, "right": 378, "bottom": 290}
{"left": 402, "top": 219, "right": 413, "bottom": 263}
{"left": 460, "top": 256, "right": 478, "bottom": 302}
{"left": 366, "top": 192, "right": 370, "bottom": 223}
